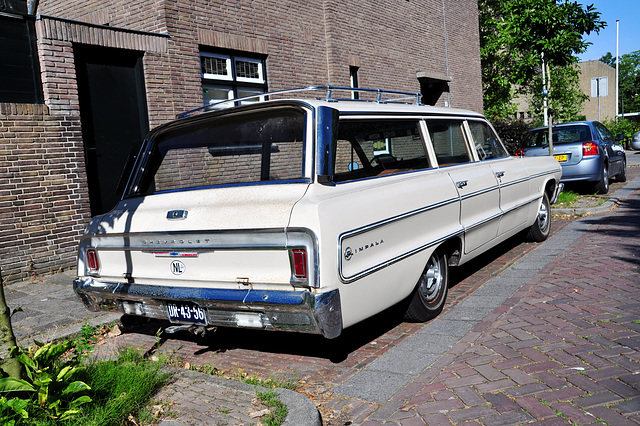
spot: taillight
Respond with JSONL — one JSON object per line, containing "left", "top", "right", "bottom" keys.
{"left": 86, "top": 249, "right": 99, "bottom": 273}
{"left": 290, "top": 249, "right": 308, "bottom": 281}
{"left": 583, "top": 141, "right": 598, "bottom": 156}
{"left": 514, "top": 148, "right": 525, "bottom": 157}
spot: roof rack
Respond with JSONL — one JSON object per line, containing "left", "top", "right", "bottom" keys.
{"left": 177, "top": 85, "right": 423, "bottom": 118}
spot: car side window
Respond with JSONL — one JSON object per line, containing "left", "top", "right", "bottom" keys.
{"left": 333, "top": 119, "right": 430, "bottom": 182}
{"left": 595, "top": 123, "right": 613, "bottom": 143}
{"left": 425, "top": 119, "right": 470, "bottom": 166}
{"left": 468, "top": 121, "right": 509, "bottom": 160}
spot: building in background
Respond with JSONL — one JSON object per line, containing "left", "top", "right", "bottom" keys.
{"left": 578, "top": 60, "right": 616, "bottom": 122}
{"left": 1, "top": 0, "right": 483, "bottom": 282}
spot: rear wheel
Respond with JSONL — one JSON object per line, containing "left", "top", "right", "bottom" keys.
{"left": 404, "top": 250, "right": 448, "bottom": 322}
{"left": 527, "top": 193, "right": 551, "bottom": 242}
{"left": 593, "top": 162, "right": 609, "bottom": 194}
{"left": 616, "top": 158, "right": 627, "bottom": 182}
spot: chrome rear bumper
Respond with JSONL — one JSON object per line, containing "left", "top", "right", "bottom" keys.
{"left": 73, "top": 277, "right": 343, "bottom": 339}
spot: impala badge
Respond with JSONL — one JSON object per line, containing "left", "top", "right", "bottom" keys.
{"left": 167, "top": 210, "right": 188, "bottom": 220}
{"left": 170, "top": 260, "right": 186, "bottom": 275}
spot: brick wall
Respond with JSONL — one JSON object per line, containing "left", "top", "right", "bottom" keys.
{"left": 38, "top": 0, "right": 482, "bottom": 115}
{"left": 0, "top": 104, "right": 89, "bottom": 281}
{"left": 3, "top": 0, "right": 482, "bottom": 282}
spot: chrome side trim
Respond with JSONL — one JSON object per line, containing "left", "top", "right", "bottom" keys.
{"left": 528, "top": 170, "right": 560, "bottom": 180}
{"left": 337, "top": 188, "right": 547, "bottom": 283}
{"left": 73, "top": 278, "right": 342, "bottom": 339}
{"left": 497, "top": 176, "right": 530, "bottom": 188}
{"left": 337, "top": 196, "right": 461, "bottom": 283}
{"left": 339, "top": 196, "right": 460, "bottom": 240}
{"left": 338, "top": 229, "right": 464, "bottom": 283}
{"left": 78, "top": 228, "right": 320, "bottom": 288}
{"left": 458, "top": 185, "right": 499, "bottom": 201}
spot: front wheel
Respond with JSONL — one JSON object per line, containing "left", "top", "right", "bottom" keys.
{"left": 527, "top": 193, "right": 551, "bottom": 242}
{"left": 404, "top": 251, "right": 448, "bottom": 322}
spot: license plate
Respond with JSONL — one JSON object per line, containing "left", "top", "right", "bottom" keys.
{"left": 166, "top": 301, "right": 207, "bottom": 324}
{"left": 554, "top": 154, "right": 568, "bottom": 162}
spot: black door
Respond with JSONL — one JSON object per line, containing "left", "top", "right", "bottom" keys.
{"left": 75, "top": 45, "right": 149, "bottom": 216}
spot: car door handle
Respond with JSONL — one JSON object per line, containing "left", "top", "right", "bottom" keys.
{"left": 495, "top": 171, "right": 505, "bottom": 178}
{"left": 456, "top": 180, "right": 468, "bottom": 189}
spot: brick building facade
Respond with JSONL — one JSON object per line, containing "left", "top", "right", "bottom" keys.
{"left": 1, "top": 0, "right": 482, "bottom": 283}
{"left": 578, "top": 60, "right": 616, "bottom": 122}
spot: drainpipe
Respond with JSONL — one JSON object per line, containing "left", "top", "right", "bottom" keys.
{"left": 27, "top": 0, "right": 39, "bottom": 15}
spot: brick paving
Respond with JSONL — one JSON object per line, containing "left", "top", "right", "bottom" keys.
{"left": 100, "top": 172, "right": 639, "bottom": 425}
{"left": 353, "top": 179, "right": 640, "bottom": 425}
{"left": 99, "top": 216, "right": 574, "bottom": 424}
{"left": 9, "top": 168, "right": 636, "bottom": 425}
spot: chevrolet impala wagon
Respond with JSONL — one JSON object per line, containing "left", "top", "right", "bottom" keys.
{"left": 74, "top": 86, "right": 562, "bottom": 339}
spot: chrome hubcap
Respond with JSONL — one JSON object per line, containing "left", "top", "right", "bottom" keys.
{"left": 420, "top": 254, "right": 443, "bottom": 302}
{"left": 537, "top": 200, "right": 548, "bottom": 230}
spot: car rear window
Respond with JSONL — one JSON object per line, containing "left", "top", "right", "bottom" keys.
{"left": 130, "top": 106, "right": 306, "bottom": 195}
{"left": 524, "top": 125, "right": 592, "bottom": 147}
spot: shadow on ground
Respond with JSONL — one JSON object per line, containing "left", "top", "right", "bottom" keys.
{"left": 119, "top": 228, "right": 548, "bottom": 363}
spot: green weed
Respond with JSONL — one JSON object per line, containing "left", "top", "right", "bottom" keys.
{"left": 256, "top": 388, "right": 287, "bottom": 426}
{"left": 556, "top": 190, "right": 580, "bottom": 205}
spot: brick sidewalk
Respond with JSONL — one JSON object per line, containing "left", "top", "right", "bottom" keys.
{"left": 83, "top": 175, "right": 639, "bottom": 425}
{"left": 356, "top": 188, "right": 640, "bottom": 424}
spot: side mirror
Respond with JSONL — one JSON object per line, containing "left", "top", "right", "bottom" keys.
{"left": 615, "top": 134, "right": 625, "bottom": 142}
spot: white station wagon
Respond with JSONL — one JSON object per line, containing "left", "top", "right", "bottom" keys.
{"left": 74, "top": 86, "right": 562, "bottom": 339}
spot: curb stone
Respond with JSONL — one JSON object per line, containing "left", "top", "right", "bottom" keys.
{"left": 153, "top": 366, "right": 322, "bottom": 426}
{"left": 552, "top": 175, "right": 640, "bottom": 216}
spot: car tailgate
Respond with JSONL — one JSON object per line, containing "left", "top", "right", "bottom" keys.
{"left": 79, "top": 184, "right": 310, "bottom": 288}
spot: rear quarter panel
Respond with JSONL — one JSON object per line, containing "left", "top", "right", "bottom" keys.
{"left": 289, "top": 169, "right": 461, "bottom": 328}
{"left": 521, "top": 155, "right": 562, "bottom": 220}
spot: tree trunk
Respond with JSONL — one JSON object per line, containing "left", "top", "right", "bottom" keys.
{"left": 0, "top": 269, "right": 23, "bottom": 379}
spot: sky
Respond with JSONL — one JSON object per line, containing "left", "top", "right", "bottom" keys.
{"left": 578, "top": 0, "right": 640, "bottom": 62}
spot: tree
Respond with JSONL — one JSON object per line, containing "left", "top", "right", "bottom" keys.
{"left": 0, "top": 269, "right": 23, "bottom": 379}
{"left": 600, "top": 50, "right": 640, "bottom": 115}
{"left": 480, "top": 0, "right": 606, "bottom": 121}
{"left": 527, "top": 63, "right": 587, "bottom": 124}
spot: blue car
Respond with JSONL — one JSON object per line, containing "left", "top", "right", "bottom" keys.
{"left": 521, "top": 121, "right": 626, "bottom": 194}
{"left": 632, "top": 131, "right": 640, "bottom": 151}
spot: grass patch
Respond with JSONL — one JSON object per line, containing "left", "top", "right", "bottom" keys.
{"left": 556, "top": 190, "right": 580, "bottom": 205}
{"left": 30, "top": 347, "right": 171, "bottom": 426}
{"left": 73, "top": 348, "right": 170, "bottom": 425}
{"left": 256, "top": 389, "right": 287, "bottom": 426}
{"left": 190, "top": 364, "right": 298, "bottom": 390}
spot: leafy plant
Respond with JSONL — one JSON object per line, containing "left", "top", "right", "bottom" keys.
{"left": 0, "top": 341, "right": 91, "bottom": 421}
{"left": 491, "top": 119, "right": 534, "bottom": 154}
{"left": 73, "top": 323, "right": 99, "bottom": 361}
{"left": 602, "top": 118, "right": 640, "bottom": 145}
{"left": 0, "top": 396, "right": 29, "bottom": 425}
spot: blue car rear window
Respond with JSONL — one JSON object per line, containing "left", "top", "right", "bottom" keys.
{"left": 525, "top": 125, "right": 592, "bottom": 147}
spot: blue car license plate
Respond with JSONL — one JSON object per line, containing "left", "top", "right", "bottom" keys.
{"left": 166, "top": 301, "right": 207, "bottom": 325}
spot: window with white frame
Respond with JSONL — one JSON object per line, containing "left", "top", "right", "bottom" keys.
{"left": 200, "top": 51, "right": 267, "bottom": 109}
